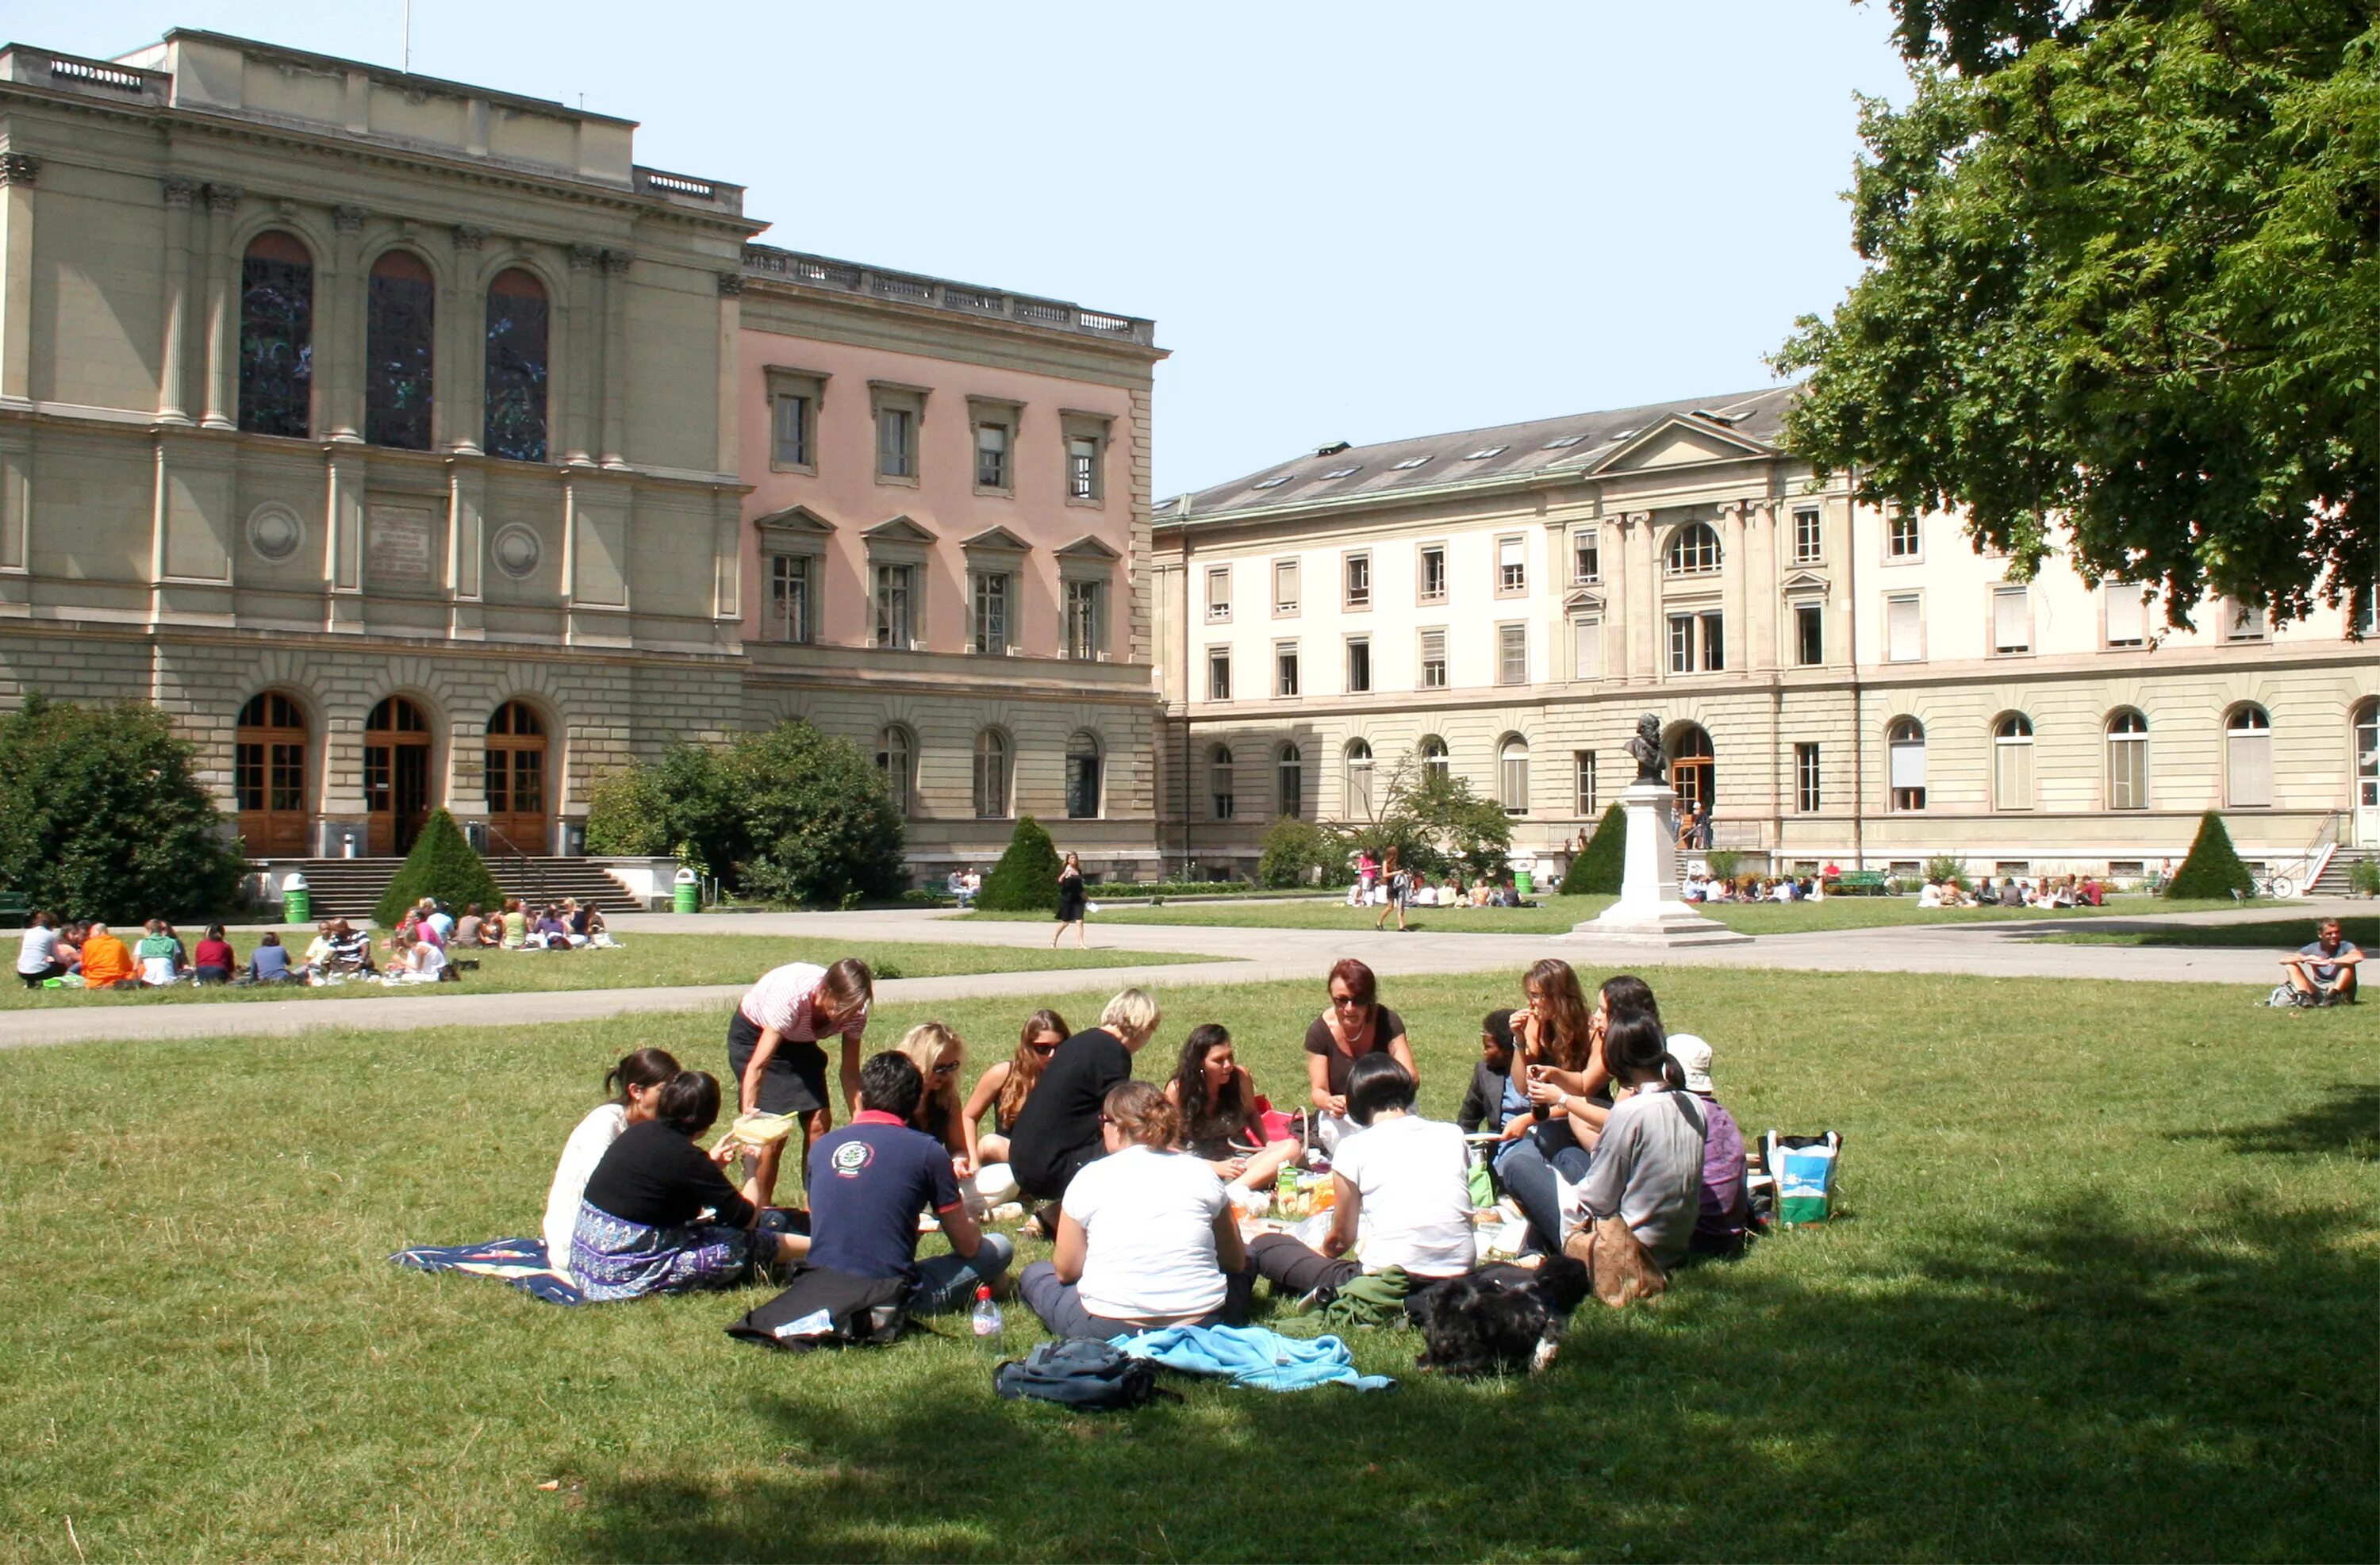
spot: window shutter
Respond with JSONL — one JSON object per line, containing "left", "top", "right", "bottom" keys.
{"left": 1887, "top": 596, "right": 1921, "bottom": 661}
{"left": 2105, "top": 586, "right": 2146, "bottom": 645}
{"left": 2228, "top": 731, "right": 2271, "bottom": 808}
{"left": 1889, "top": 738, "right": 1927, "bottom": 789}
{"left": 1572, "top": 619, "right": 1601, "bottom": 680}
{"left": 1993, "top": 587, "right": 2029, "bottom": 650}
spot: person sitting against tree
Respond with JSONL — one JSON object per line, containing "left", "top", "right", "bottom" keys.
{"left": 727, "top": 957, "right": 874, "bottom": 1209}
{"left": 77, "top": 923, "right": 136, "bottom": 989}
{"left": 807, "top": 1051, "right": 1014, "bottom": 1318}
{"left": 1165, "top": 1023, "right": 1301, "bottom": 1196}
{"left": 961, "top": 1007, "right": 1067, "bottom": 1172}
{"left": 571, "top": 1069, "right": 809, "bottom": 1302}
{"left": 2280, "top": 918, "right": 2363, "bottom": 1007}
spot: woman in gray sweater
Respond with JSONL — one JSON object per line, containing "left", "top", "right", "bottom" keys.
{"left": 1573, "top": 1009, "right": 1707, "bottom": 1271}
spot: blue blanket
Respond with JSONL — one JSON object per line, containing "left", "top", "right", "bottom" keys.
{"left": 390, "top": 1237, "right": 586, "bottom": 1306}
{"left": 1114, "top": 1324, "right": 1393, "bottom": 1392}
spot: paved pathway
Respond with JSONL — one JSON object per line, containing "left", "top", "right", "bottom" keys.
{"left": 3, "top": 898, "right": 2356, "bottom": 1053}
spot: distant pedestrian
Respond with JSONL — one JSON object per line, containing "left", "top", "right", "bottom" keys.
{"left": 1051, "top": 852, "right": 1088, "bottom": 949}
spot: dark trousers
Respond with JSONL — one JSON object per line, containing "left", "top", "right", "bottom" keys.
{"left": 1017, "top": 1258, "right": 1253, "bottom": 1338}
{"left": 1015, "top": 1138, "right": 1103, "bottom": 1205}
{"left": 1249, "top": 1232, "right": 1361, "bottom": 1296}
{"left": 1499, "top": 1125, "right": 1593, "bottom": 1255}
{"left": 20, "top": 963, "right": 63, "bottom": 988}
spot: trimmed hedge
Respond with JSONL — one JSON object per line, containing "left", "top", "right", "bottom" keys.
{"left": 977, "top": 817, "right": 1063, "bottom": 912}
{"left": 2167, "top": 811, "right": 2253, "bottom": 899}
{"left": 1560, "top": 802, "right": 1626, "bottom": 895}
{"left": 374, "top": 807, "right": 505, "bottom": 927}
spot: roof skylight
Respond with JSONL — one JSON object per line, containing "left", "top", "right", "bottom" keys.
{"left": 1320, "top": 466, "right": 1360, "bottom": 479}
{"left": 1252, "top": 476, "right": 1291, "bottom": 489}
{"left": 1464, "top": 446, "right": 1508, "bottom": 459}
{"left": 1543, "top": 435, "right": 1585, "bottom": 449}
{"left": 1391, "top": 456, "right": 1431, "bottom": 470}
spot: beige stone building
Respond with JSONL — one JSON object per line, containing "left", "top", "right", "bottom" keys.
{"left": 0, "top": 30, "right": 1163, "bottom": 883}
{"left": 1154, "top": 388, "right": 2380, "bottom": 887}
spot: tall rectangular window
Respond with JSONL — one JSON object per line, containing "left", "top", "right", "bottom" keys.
{"left": 1345, "top": 636, "right": 1372, "bottom": 693}
{"left": 1794, "top": 601, "right": 1823, "bottom": 666}
{"left": 1886, "top": 593, "right": 1923, "bottom": 662}
{"left": 1419, "top": 627, "right": 1448, "bottom": 689}
{"left": 1793, "top": 508, "right": 1822, "bottom": 564}
{"left": 2222, "top": 597, "right": 2267, "bottom": 642}
{"left": 2356, "top": 582, "right": 2378, "bottom": 637}
{"left": 1795, "top": 743, "right": 1821, "bottom": 812}
{"left": 1572, "top": 618, "right": 1602, "bottom": 680}
{"left": 1067, "top": 436, "right": 1100, "bottom": 500}
{"left": 1498, "top": 623, "right": 1527, "bottom": 685}
{"left": 1497, "top": 535, "right": 1526, "bottom": 594}
{"left": 1669, "top": 614, "right": 1694, "bottom": 674}
{"left": 874, "top": 564, "right": 914, "bottom": 649}
{"left": 1573, "top": 750, "right": 1597, "bottom": 815}
{"left": 766, "top": 554, "right": 812, "bottom": 644}
{"left": 1065, "top": 580, "right": 1104, "bottom": 660}
{"left": 1343, "top": 552, "right": 1372, "bottom": 609}
{"left": 772, "top": 393, "right": 812, "bottom": 467}
{"left": 1991, "top": 585, "right": 2031, "bottom": 654}
{"left": 1207, "top": 648, "right": 1231, "bottom": 701}
{"left": 1699, "top": 612, "right": 1726, "bottom": 672}
{"left": 876, "top": 407, "right": 914, "bottom": 478}
{"left": 1275, "top": 643, "right": 1299, "bottom": 697}
{"left": 974, "top": 422, "right": 1010, "bottom": 489}
{"left": 1418, "top": 545, "right": 1447, "bottom": 603}
{"left": 2104, "top": 584, "right": 2149, "bottom": 646}
{"left": 1572, "top": 529, "right": 1600, "bottom": 584}
{"left": 1273, "top": 558, "right": 1299, "bottom": 615}
{"left": 1887, "top": 511, "right": 1920, "bottom": 558}
{"left": 972, "top": 571, "right": 1010, "bottom": 655}
{"left": 1205, "top": 564, "right": 1232, "bottom": 621}
{"left": 1668, "top": 614, "right": 1723, "bottom": 673}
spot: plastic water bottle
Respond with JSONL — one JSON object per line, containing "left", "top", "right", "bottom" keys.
{"left": 970, "top": 1285, "right": 1002, "bottom": 1338}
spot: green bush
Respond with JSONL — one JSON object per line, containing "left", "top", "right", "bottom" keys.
{"left": 1925, "top": 853, "right": 1971, "bottom": 889}
{"left": 977, "top": 817, "right": 1062, "bottom": 911}
{"left": 374, "top": 807, "right": 505, "bottom": 927}
{"left": 1560, "top": 803, "right": 1626, "bottom": 894}
{"left": 583, "top": 742, "right": 744, "bottom": 880}
{"left": 1706, "top": 849, "right": 1744, "bottom": 883}
{"left": 1257, "top": 816, "right": 1349, "bottom": 888}
{"left": 0, "top": 694, "right": 246, "bottom": 924}
{"left": 582, "top": 765, "right": 670, "bottom": 857}
{"left": 2167, "top": 811, "right": 2254, "bottom": 899}
{"left": 729, "top": 722, "right": 906, "bottom": 907}
{"left": 2350, "top": 857, "right": 2380, "bottom": 897}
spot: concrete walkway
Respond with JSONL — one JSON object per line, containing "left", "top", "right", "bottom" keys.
{"left": 3, "top": 898, "right": 2357, "bottom": 1053}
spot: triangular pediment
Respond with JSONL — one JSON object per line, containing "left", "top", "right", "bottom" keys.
{"left": 1587, "top": 414, "right": 1775, "bottom": 474}
{"left": 1564, "top": 588, "right": 1606, "bottom": 613}
{"left": 865, "top": 514, "right": 939, "bottom": 544}
{"left": 1781, "top": 570, "right": 1831, "bottom": 596}
{"left": 961, "top": 525, "right": 1032, "bottom": 554}
{"left": 752, "top": 504, "right": 835, "bottom": 536}
{"left": 1055, "top": 534, "right": 1121, "bottom": 561}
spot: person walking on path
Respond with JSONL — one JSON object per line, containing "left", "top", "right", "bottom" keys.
{"left": 1050, "top": 852, "right": 1088, "bottom": 949}
{"left": 1372, "top": 846, "right": 1409, "bottom": 933}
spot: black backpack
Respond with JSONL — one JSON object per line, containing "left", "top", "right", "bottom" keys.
{"left": 993, "top": 1337, "right": 1176, "bottom": 1409}
{"left": 724, "top": 1265, "right": 911, "bottom": 1352}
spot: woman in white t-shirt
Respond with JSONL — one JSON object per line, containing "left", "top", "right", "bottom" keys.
{"left": 542, "top": 1048, "right": 681, "bottom": 1279}
{"left": 1016, "top": 1080, "right": 1250, "bottom": 1337}
{"left": 1250, "top": 1053, "right": 1476, "bottom": 1303}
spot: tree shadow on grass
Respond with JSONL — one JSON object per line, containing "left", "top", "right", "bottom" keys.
{"left": 2175, "top": 1084, "right": 2379, "bottom": 1162}
{"left": 558, "top": 1196, "right": 2378, "bottom": 1563}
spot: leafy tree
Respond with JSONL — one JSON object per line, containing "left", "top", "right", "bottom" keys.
{"left": 582, "top": 765, "right": 670, "bottom": 857}
{"left": 727, "top": 721, "right": 905, "bottom": 907}
{"left": 1775, "top": 2, "right": 2378, "bottom": 628}
{"left": 583, "top": 742, "right": 743, "bottom": 880}
{"left": 1257, "top": 816, "right": 1351, "bottom": 888}
{"left": 2167, "top": 811, "right": 2253, "bottom": 899}
{"left": 1560, "top": 803, "right": 1626, "bottom": 895}
{"left": 374, "top": 807, "right": 505, "bottom": 927}
{"left": 0, "top": 694, "right": 247, "bottom": 924}
{"left": 1349, "top": 752, "right": 1513, "bottom": 882}
{"left": 977, "top": 816, "right": 1062, "bottom": 911}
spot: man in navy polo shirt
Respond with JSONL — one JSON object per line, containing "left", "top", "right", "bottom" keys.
{"left": 806, "top": 1051, "right": 1014, "bottom": 1314}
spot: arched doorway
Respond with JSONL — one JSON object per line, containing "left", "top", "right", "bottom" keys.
{"left": 364, "top": 696, "right": 434, "bottom": 854}
{"left": 1667, "top": 722, "right": 1714, "bottom": 822}
{"left": 235, "top": 692, "right": 309, "bottom": 856}
{"left": 484, "top": 700, "right": 548, "bottom": 851}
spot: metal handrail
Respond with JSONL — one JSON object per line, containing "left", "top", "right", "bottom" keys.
{"left": 478, "top": 823, "right": 549, "bottom": 908}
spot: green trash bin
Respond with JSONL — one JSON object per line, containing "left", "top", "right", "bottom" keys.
{"left": 673, "top": 869, "right": 700, "bottom": 914}
{"left": 1513, "top": 869, "right": 1534, "bottom": 896}
{"left": 282, "top": 874, "right": 311, "bottom": 925}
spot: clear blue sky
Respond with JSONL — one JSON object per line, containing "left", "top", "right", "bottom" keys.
{"left": 14, "top": 0, "right": 1911, "bottom": 497}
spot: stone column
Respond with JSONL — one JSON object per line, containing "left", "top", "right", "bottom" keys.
{"left": 444, "top": 224, "right": 488, "bottom": 453}
{"left": 1573, "top": 775, "right": 1750, "bottom": 946}
{"left": 713, "top": 271, "right": 743, "bottom": 623}
{"left": 1718, "top": 500, "right": 1749, "bottom": 674}
{"left": 1624, "top": 510, "right": 1656, "bottom": 683}
{"left": 198, "top": 183, "right": 242, "bottom": 428}
{"left": 323, "top": 205, "right": 367, "bottom": 442}
{"left": 156, "top": 177, "right": 198, "bottom": 424}
{"left": 0, "top": 155, "right": 40, "bottom": 403}
{"left": 562, "top": 244, "right": 598, "bottom": 465}
{"left": 598, "top": 247, "right": 632, "bottom": 468}
{"left": 1748, "top": 499, "right": 1780, "bottom": 672}
{"left": 448, "top": 459, "right": 485, "bottom": 639}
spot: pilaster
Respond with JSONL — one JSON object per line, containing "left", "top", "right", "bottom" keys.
{"left": 1623, "top": 510, "right": 1656, "bottom": 683}
{"left": 444, "top": 224, "right": 486, "bottom": 454}
{"left": 562, "top": 243, "right": 598, "bottom": 465}
{"left": 598, "top": 248, "right": 631, "bottom": 468}
{"left": 324, "top": 205, "right": 367, "bottom": 442}
{"left": 324, "top": 443, "right": 366, "bottom": 630}
{"left": 1718, "top": 500, "right": 1749, "bottom": 673}
{"left": 198, "top": 183, "right": 242, "bottom": 428}
{"left": 0, "top": 155, "right": 40, "bottom": 403}
{"left": 156, "top": 177, "right": 198, "bottom": 424}
{"left": 447, "top": 459, "right": 485, "bottom": 639}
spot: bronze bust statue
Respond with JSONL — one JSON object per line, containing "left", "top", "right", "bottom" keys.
{"left": 1627, "top": 712, "right": 1666, "bottom": 784}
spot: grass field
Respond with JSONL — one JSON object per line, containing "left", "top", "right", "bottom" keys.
{"left": 0, "top": 934, "right": 1226, "bottom": 1011}
{"left": 969, "top": 892, "right": 2251, "bottom": 937}
{"left": 3, "top": 968, "right": 2371, "bottom": 1561}
{"left": 2033, "top": 915, "right": 2378, "bottom": 949}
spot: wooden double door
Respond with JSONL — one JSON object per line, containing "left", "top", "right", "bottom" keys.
{"left": 236, "top": 692, "right": 311, "bottom": 856}
{"left": 484, "top": 700, "right": 549, "bottom": 853}
{"left": 365, "top": 696, "right": 434, "bottom": 856}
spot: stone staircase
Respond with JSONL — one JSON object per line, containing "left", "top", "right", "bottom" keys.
{"left": 2306, "top": 848, "right": 2375, "bottom": 898}
{"left": 268, "top": 857, "right": 646, "bottom": 922}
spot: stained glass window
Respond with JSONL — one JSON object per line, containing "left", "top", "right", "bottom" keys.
{"left": 366, "top": 250, "right": 436, "bottom": 451}
{"left": 238, "top": 232, "right": 313, "bottom": 438}
{"left": 483, "top": 268, "right": 548, "bottom": 462}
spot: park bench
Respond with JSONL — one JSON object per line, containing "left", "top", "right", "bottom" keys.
{"left": 0, "top": 892, "right": 27, "bottom": 927}
{"left": 1829, "top": 871, "right": 1890, "bottom": 896}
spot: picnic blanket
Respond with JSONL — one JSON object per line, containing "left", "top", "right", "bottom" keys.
{"left": 389, "top": 1237, "right": 586, "bottom": 1306}
{"left": 1113, "top": 1324, "right": 1393, "bottom": 1392}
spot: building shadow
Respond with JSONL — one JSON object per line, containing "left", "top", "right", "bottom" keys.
{"left": 2174, "top": 1082, "right": 2379, "bottom": 1163}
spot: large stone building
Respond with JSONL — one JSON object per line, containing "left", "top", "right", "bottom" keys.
{"left": 1154, "top": 389, "right": 2379, "bottom": 885}
{"left": 0, "top": 30, "right": 1163, "bottom": 881}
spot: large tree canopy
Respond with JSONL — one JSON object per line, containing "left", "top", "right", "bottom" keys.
{"left": 1775, "top": 1, "right": 2378, "bottom": 628}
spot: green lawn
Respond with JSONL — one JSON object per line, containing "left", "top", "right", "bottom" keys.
{"left": 3, "top": 969, "right": 2370, "bottom": 1561}
{"left": 0, "top": 933, "right": 1226, "bottom": 1010}
{"left": 970, "top": 892, "right": 2248, "bottom": 937}
{"left": 2033, "top": 915, "right": 2378, "bottom": 949}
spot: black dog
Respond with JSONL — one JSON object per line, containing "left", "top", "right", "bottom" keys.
{"left": 1409, "top": 1256, "right": 1591, "bottom": 1376}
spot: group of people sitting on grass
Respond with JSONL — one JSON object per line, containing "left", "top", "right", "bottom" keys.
{"left": 1346, "top": 848, "right": 1531, "bottom": 916}
{"left": 1683, "top": 872, "right": 1821, "bottom": 903}
{"left": 1923, "top": 873, "right": 2106, "bottom": 909}
{"left": 16, "top": 912, "right": 248, "bottom": 989}
{"left": 536, "top": 953, "right": 1753, "bottom": 1347}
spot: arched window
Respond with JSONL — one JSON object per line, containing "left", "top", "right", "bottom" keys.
{"left": 363, "top": 696, "right": 436, "bottom": 853}
{"left": 365, "top": 250, "right": 436, "bottom": 450}
{"left": 1888, "top": 717, "right": 1927, "bottom": 811}
{"left": 483, "top": 268, "right": 548, "bottom": 462}
{"left": 1210, "top": 744, "right": 1236, "bottom": 821}
{"left": 972, "top": 730, "right": 1010, "bottom": 819}
{"left": 1668, "top": 723, "right": 1714, "bottom": 819}
{"left": 1065, "top": 731, "right": 1103, "bottom": 820}
{"left": 876, "top": 726, "right": 913, "bottom": 818}
{"left": 238, "top": 232, "right": 313, "bottom": 438}
{"left": 1666, "top": 521, "right": 1722, "bottom": 576}
{"left": 2106, "top": 710, "right": 2149, "bottom": 811}
{"left": 2225, "top": 705, "right": 2272, "bottom": 808}
{"left": 1276, "top": 744, "right": 1304, "bottom": 819}
{"left": 1344, "top": 738, "right": 1375, "bottom": 819}
{"left": 484, "top": 700, "right": 548, "bottom": 850}
{"left": 234, "top": 691, "right": 309, "bottom": 854}
{"left": 1418, "top": 735, "right": 1450, "bottom": 787}
{"left": 1993, "top": 713, "right": 2035, "bottom": 811}
{"left": 1499, "top": 735, "right": 1530, "bottom": 815}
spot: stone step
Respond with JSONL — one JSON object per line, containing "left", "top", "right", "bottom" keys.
{"left": 265, "top": 857, "right": 643, "bottom": 922}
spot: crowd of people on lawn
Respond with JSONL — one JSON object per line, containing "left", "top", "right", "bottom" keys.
{"left": 534, "top": 953, "right": 1756, "bottom": 1344}
{"left": 11, "top": 895, "right": 616, "bottom": 990}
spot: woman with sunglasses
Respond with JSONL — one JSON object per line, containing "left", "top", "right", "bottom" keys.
{"left": 1303, "top": 957, "right": 1416, "bottom": 1153}
{"left": 961, "top": 1007, "right": 1069, "bottom": 1172}
{"left": 894, "top": 1022, "right": 973, "bottom": 1176}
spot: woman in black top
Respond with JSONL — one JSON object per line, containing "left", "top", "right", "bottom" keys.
{"left": 572, "top": 1071, "right": 808, "bottom": 1301}
{"left": 1164, "top": 1023, "right": 1301, "bottom": 1192}
{"left": 1050, "top": 853, "right": 1088, "bottom": 949}
{"left": 1303, "top": 958, "right": 1417, "bottom": 1153}
{"left": 1005, "top": 988, "right": 1161, "bottom": 1210}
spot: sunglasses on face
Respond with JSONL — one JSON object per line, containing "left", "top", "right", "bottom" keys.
{"left": 1330, "top": 993, "right": 1368, "bottom": 1008}
{"left": 933, "top": 1063, "right": 959, "bottom": 1076}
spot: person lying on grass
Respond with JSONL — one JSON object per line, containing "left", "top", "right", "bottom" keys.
{"left": 895, "top": 1021, "right": 972, "bottom": 1176}
{"left": 543, "top": 1047, "right": 681, "bottom": 1283}
{"left": 2280, "top": 919, "right": 2363, "bottom": 1007}
{"left": 806, "top": 1050, "right": 1012, "bottom": 1318}
{"left": 1559, "top": 1009, "right": 1706, "bottom": 1286}
{"left": 1165, "top": 1022, "right": 1301, "bottom": 1195}
{"left": 570, "top": 1069, "right": 809, "bottom": 1302}
{"left": 1249, "top": 1054, "right": 1476, "bottom": 1306}
{"left": 961, "top": 1007, "right": 1068, "bottom": 1172}
{"left": 1015, "top": 1080, "right": 1251, "bottom": 1339}
{"left": 727, "top": 957, "right": 873, "bottom": 1210}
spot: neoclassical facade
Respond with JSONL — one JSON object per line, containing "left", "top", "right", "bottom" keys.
{"left": 1154, "top": 388, "right": 2379, "bottom": 882}
{"left": 0, "top": 30, "right": 1164, "bottom": 880}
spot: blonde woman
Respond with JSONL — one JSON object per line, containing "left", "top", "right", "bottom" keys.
{"left": 895, "top": 1020, "right": 971, "bottom": 1175}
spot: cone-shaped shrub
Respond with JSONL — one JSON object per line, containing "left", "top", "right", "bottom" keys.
{"left": 1560, "top": 802, "right": 1627, "bottom": 894}
{"left": 374, "top": 807, "right": 505, "bottom": 926}
{"left": 977, "top": 816, "right": 1062, "bottom": 911}
{"left": 2166, "top": 811, "right": 2253, "bottom": 899}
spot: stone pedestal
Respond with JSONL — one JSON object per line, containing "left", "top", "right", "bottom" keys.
{"left": 1570, "top": 781, "right": 1752, "bottom": 946}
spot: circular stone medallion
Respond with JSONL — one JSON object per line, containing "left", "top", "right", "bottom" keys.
{"left": 491, "top": 523, "right": 542, "bottom": 580}
{"left": 246, "top": 501, "right": 305, "bottom": 563}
